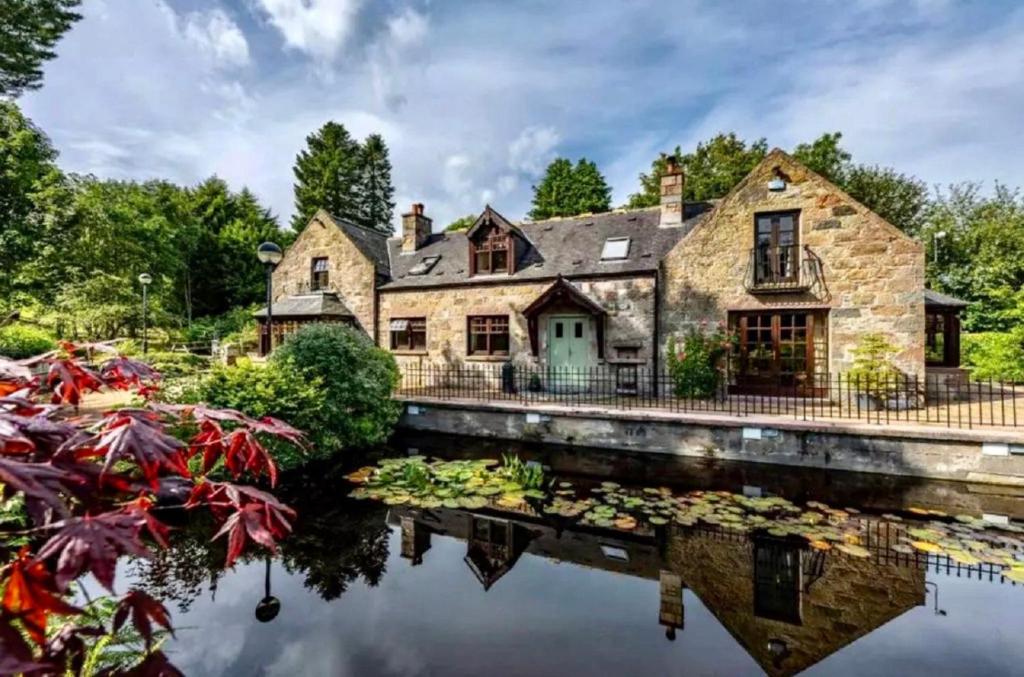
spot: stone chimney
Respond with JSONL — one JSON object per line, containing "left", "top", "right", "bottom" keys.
{"left": 659, "top": 155, "right": 685, "bottom": 228}
{"left": 401, "top": 202, "right": 432, "bottom": 252}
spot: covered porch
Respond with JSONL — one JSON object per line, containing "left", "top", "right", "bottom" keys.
{"left": 254, "top": 291, "right": 355, "bottom": 355}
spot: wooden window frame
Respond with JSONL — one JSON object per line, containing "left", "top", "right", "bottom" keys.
{"left": 467, "top": 315, "right": 510, "bottom": 356}
{"left": 753, "top": 211, "right": 800, "bottom": 284}
{"left": 469, "top": 227, "right": 514, "bottom": 276}
{"left": 925, "top": 310, "right": 960, "bottom": 368}
{"left": 310, "top": 257, "right": 330, "bottom": 291}
{"left": 390, "top": 317, "right": 427, "bottom": 352}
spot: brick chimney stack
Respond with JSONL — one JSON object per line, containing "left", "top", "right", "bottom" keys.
{"left": 402, "top": 202, "right": 432, "bottom": 252}
{"left": 659, "top": 155, "right": 685, "bottom": 228}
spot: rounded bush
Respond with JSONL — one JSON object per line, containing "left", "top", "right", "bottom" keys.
{"left": 273, "top": 324, "right": 401, "bottom": 453}
{"left": 0, "top": 325, "right": 55, "bottom": 359}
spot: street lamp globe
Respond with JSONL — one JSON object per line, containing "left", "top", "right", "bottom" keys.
{"left": 138, "top": 273, "right": 152, "bottom": 286}
{"left": 257, "top": 242, "right": 284, "bottom": 267}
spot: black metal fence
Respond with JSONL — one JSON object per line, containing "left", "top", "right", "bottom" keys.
{"left": 396, "top": 363, "right": 1024, "bottom": 429}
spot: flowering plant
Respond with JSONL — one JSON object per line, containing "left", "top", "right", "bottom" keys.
{"left": 666, "top": 320, "right": 735, "bottom": 399}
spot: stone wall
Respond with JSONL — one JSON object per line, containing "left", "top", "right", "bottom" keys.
{"left": 661, "top": 149, "right": 926, "bottom": 375}
{"left": 271, "top": 212, "right": 379, "bottom": 336}
{"left": 378, "top": 275, "right": 657, "bottom": 368}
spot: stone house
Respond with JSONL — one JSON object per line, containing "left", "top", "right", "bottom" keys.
{"left": 258, "top": 149, "right": 963, "bottom": 394}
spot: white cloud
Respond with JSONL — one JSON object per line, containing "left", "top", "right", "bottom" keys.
{"left": 387, "top": 7, "right": 429, "bottom": 48}
{"left": 252, "top": 0, "right": 363, "bottom": 61}
{"left": 508, "top": 125, "right": 560, "bottom": 176}
{"left": 183, "top": 9, "right": 250, "bottom": 68}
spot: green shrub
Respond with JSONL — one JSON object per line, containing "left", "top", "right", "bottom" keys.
{"left": 0, "top": 324, "right": 55, "bottom": 359}
{"left": 274, "top": 324, "right": 401, "bottom": 452}
{"left": 145, "top": 351, "right": 210, "bottom": 379}
{"left": 666, "top": 324, "right": 731, "bottom": 399}
{"left": 962, "top": 331, "right": 1024, "bottom": 382}
{"left": 194, "top": 358, "right": 325, "bottom": 469}
{"left": 846, "top": 333, "right": 904, "bottom": 397}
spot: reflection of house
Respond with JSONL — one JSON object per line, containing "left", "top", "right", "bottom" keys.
{"left": 391, "top": 507, "right": 926, "bottom": 676}
{"left": 259, "top": 150, "right": 967, "bottom": 389}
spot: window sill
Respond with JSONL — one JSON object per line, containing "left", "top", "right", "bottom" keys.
{"left": 392, "top": 350, "right": 429, "bottom": 356}
{"left": 465, "top": 354, "right": 511, "bottom": 363}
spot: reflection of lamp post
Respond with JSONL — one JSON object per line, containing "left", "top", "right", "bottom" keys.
{"left": 933, "top": 230, "right": 947, "bottom": 265}
{"left": 924, "top": 581, "right": 947, "bottom": 616}
{"left": 138, "top": 273, "right": 152, "bottom": 355}
{"left": 254, "top": 557, "right": 281, "bottom": 623}
{"left": 767, "top": 638, "right": 790, "bottom": 668}
{"left": 256, "top": 242, "right": 283, "bottom": 354}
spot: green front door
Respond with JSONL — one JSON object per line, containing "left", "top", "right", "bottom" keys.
{"left": 547, "top": 315, "right": 591, "bottom": 390}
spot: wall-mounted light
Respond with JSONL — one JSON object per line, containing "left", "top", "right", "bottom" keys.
{"left": 768, "top": 177, "right": 786, "bottom": 192}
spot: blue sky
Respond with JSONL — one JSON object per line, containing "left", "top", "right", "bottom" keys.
{"left": 21, "top": 0, "right": 1024, "bottom": 230}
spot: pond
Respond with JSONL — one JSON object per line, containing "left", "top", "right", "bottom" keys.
{"left": 127, "top": 433, "right": 1024, "bottom": 676}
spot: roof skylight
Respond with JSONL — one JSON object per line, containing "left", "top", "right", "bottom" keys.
{"left": 600, "top": 237, "right": 630, "bottom": 261}
{"left": 408, "top": 255, "right": 441, "bottom": 275}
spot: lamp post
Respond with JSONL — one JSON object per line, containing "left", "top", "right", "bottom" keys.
{"left": 254, "top": 556, "right": 281, "bottom": 623}
{"left": 257, "top": 242, "right": 283, "bottom": 354}
{"left": 933, "top": 230, "right": 947, "bottom": 265}
{"left": 138, "top": 273, "right": 152, "bottom": 355}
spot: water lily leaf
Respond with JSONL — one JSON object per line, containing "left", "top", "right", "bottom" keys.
{"left": 524, "top": 489, "right": 546, "bottom": 499}
{"left": 420, "top": 498, "right": 443, "bottom": 509}
{"left": 891, "top": 543, "right": 914, "bottom": 555}
{"left": 614, "top": 516, "right": 637, "bottom": 530}
{"left": 911, "top": 541, "right": 943, "bottom": 554}
{"left": 836, "top": 543, "right": 870, "bottom": 558}
{"left": 649, "top": 516, "right": 668, "bottom": 526}
{"left": 1003, "top": 568, "right": 1024, "bottom": 583}
{"left": 384, "top": 495, "right": 410, "bottom": 505}
{"left": 948, "top": 549, "right": 981, "bottom": 566}
{"left": 441, "top": 498, "right": 460, "bottom": 509}
{"left": 459, "top": 496, "right": 488, "bottom": 509}
{"left": 809, "top": 539, "right": 831, "bottom": 551}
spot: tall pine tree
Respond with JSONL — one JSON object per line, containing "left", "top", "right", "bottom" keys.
{"left": 356, "top": 133, "right": 395, "bottom": 233}
{"left": 0, "top": 0, "right": 82, "bottom": 97}
{"left": 529, "top": 157, "right": 611, "bottom": 221}
{"left": 291, "top": 122, "right": 362, "bottom": 231}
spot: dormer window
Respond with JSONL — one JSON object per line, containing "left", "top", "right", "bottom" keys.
{"left": 472, "top": 228, "right": 510, "bottom": 275}
{"left": 601, "top": 237, "right": 630, "bottom": 261}
{"left": 311, "top": 257, "right": 329, "bottom": 290}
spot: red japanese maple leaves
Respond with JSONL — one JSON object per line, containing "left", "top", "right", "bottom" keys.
{"left": 0, "top": 345, "right": 304, "bottom": 675}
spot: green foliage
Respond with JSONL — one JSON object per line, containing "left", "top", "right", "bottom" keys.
{"left": 273, "top": 324, "right": 401, "bottom": 452}
{"left": 0, "top": 0, "right": 82, "bottom": 97}
{"left": 291, "top": 121, "right": 360, "bottom": 230}
{"left": 626, "top": 131, "right": 927, "bottom": 234}
{"left": 144, "top": 351, "right": 209, "bottom": 379}
{"left": 846, "top": 333, "right": 904, "bottom": 396}
{"left": 356, "top": 133, "right": 395, "bottom": 233}
{"left": 628, "top": 133, "right": 768, "bottom": 207}
{"left": 0, "top": 323, "right": 54, "bottom": 358}
{"left": 666, "top": 325, "right": 731, "bottom": 399}
{"left": 0, "top": 100, "right": 73, "bottom": 304}
{"left": 529, "top": 157, "right": 612, "bottom": 220}
{"left": 925, "top": 183, "right": 1024, "bottom": 332}
{"left": 962, "top": 331, "right": 1024, "bottom": 383}
{"left": 501, "top": 453, "right": 545, "bottom": 490}
{"left": 444, "top": 214, "right": 478, "bottom": 232}
{"left": 194, "top": 358, "right": 325, "bottom": 469}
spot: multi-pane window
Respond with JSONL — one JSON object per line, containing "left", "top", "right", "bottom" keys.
{"left": 311, "top": 257, "right": 330, "bottom": 291}
{"left": 473, "top": 229, "right": 510, "bottom": 274}
{"left": 754, "top": 211, "right": 799, "bottom": 284}
{"left": 468, "top": 315, "right": 510, "bottom": 356}
{"left": 390, "top": 318, "right": 427, "bottom": 351}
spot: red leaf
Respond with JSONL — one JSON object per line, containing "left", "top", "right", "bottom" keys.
{"left": 46, "top": 359, "right": 103, "bottom": 407}
{"left": 190, "top": 481, "right": 296, "bottom": 567}
{"left": 72, "top": 414, "right": 189, "bottom": 487}
{"left": 99, "top": 356, "right": 161, "bottom": 388}
{"left": 0, "top": 458, "right": 75, "bottom": 520}
{"left": 248, "top": 416, "right": 307, "bottom": 449}
{"left": 224, "top": 429, "right": 277, "bottom": 486}
{"left": 35, "top": 512, "right": 154, "bottom": 592}
{"left": 0, "top": 622, "right": 52, "bottom": 674}
{"left": 187, "top": 420, "right": 224, "bottom": 468}
{"left": 112, "top": 590, "right": 174, "bottom": 648}
{"left": 1, "top": 548, "right": 82, "bottom": 644}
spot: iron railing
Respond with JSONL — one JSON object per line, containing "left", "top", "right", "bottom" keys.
{"left": 396, "top": 363, "right": 1024, "bottom": 429}
{"left": 744, "top": 244, "right": 824, "bottom": 294}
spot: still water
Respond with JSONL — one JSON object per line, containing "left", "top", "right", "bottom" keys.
{"left": 129, "top": 434, "right": 1024, "bottom": 676}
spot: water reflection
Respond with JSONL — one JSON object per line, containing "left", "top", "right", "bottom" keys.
{"left": 129, "top": 445, "right": 1024, "bottom": 677}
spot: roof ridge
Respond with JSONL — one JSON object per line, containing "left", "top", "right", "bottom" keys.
{"left": 330, "top": 213, "right": 391, "bottom": 238}
{"left": 519, "top": 205, "right": 660, "bottom": 227}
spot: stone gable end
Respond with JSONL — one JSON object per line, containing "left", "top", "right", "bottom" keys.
{"left": 272, "top": 211, "right": 379, "bottom": 336}
{"left": 661, "top": 149, "right": 926, "bottom": 375}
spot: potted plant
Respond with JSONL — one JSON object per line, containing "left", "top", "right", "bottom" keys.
{"left": 846, "top": 333, "right": 905, "bottom": 411}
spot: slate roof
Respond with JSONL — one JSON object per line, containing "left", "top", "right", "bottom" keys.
{"left": 329, "top": 214, "right": 391, "bottom": 277}
{"left": 924, "top": 289, "right": 969, "bottom": 308}
{"left": 253, "top": 291, "right": 354, "bottom": 319}
{"left": 381, "top": 203, "right": 713, "bottom": 290}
